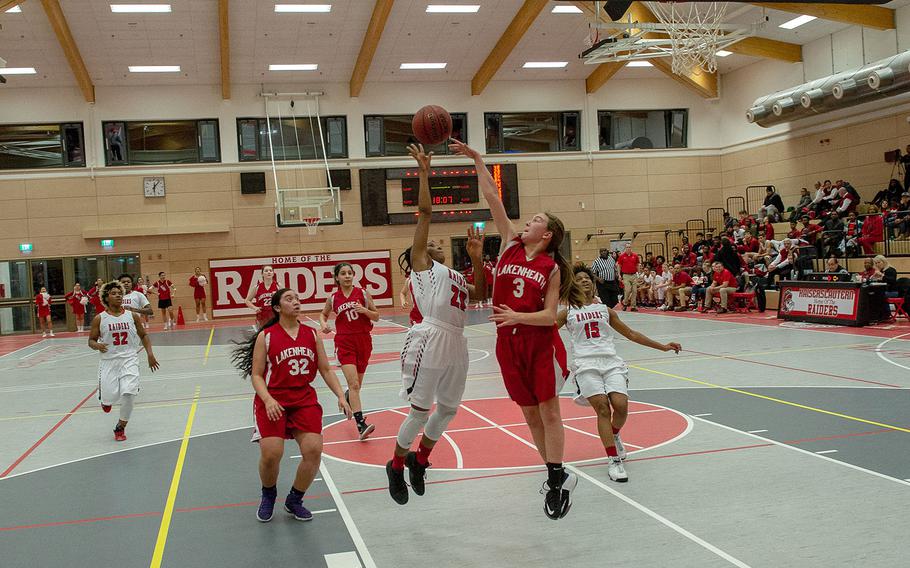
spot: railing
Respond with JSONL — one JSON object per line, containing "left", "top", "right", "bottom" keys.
{"left": 686, "top": 219, "right": 706, "bottom": 242}
{"left": 745, "top": 185, "right": 772, "bottom": 216}
{"left": 706, "top": 207, "right": 725, "bottom": 235}
{"left": 584, "top": 231, "right": 626, "bottom": 243}
{"left": 726, "top": 196, "right": 746, "bottom": 217}
{"left": 643, "top": 242, "right": 665, "bottom": 260}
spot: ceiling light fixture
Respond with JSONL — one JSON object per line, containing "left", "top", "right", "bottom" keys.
{"left": 779, "top": 15, "right": 816, "bottom": 29}
{"left": 426, "top": 5, "right": 480, "bottom": 13}
{"left": 626, "top": 61, "right": 653, "bottom": 67}
{"left": 400, "top": 63, "right": 447, "bottom": 69}
{"left": 110, "top": 4, "right": 172, "bottom": 13}
{"left": 274, "top": 4, "right": 332, "bottom": 12}
{"left": 716, "top": 50, "right": 732, "bottom": 57}
{"left": 5, "top": 5, "right": 22, "bottom": 12}
{"left": 0, "top": 67, "right": 37, "bottom": 74}
{"left": 523, "top": 61, "right": 568, "bottom": 68}
{"left": 551, "top": 5, "right": 582, "bottom": 13}
{"left": 269, "top": 64, "right": 319, "bottom": 71}
{"left": 128, "top": 65, "right": 180, "bottom": 72}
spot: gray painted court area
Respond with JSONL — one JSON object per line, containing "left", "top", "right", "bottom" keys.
{"left": 1, "top": 313, "right": 909, "bottom": 567}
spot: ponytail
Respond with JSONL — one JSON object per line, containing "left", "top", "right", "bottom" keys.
{"left": 544, "top": 212, "right": 585, "bottom": 308}
{"left": 398, "top": 247, "right": 412, "bottom": 277}
{"left": 230, "top": 288, "right": 289, "bottom": 378}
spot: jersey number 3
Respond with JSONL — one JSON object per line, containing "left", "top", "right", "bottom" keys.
{"left": 450, "top": 285, "right": 468, "bottom": 311}
{"left": 112, "top": 331, "right": 129, "bottom": 346}
{"left": 583, "top": 321, "right": 601, "bottom": 339}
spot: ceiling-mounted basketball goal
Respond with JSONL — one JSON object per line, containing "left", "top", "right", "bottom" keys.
{"left": 579, "top": 1, "right": 760, "bottom": 76}
{"left": 260, "top": 90, "right": 342, "bottom": 234}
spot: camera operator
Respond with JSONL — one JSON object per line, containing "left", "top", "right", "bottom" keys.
{"left": 901, "top": 145, "right": 910, "bottom": 191}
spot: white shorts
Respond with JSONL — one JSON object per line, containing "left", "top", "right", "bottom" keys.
{"left": 97, "top": 357, "right": 140, "bottom": 405}
{"left": 400, "top": 323, "right": 468, "bottom": 410}
{"left": 571, "top": 357, "right": 629, "bottom": 406}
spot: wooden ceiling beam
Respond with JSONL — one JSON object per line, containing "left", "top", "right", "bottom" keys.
{"left": 726, "top": 36, "right": 802, "bottom": 63}
{"left": 219, "top": 0, "right": 230, "bottom": 100}
{"left": 755, "top": 3, "right": 894, "bottom": 31}
{"left": 585, "top": 62, "right": 626, "bottom": 94}
{"left": 350, "top": 0, "right": 394, "bottom": 98}
{"left": 471, "top": 0, "right": 549, "bottom": 96}
{"left": 39, "top": 0, "right": 94, "bottom": 103}
{"left": 0, "top": 0, "right": 25, "bottom": 11}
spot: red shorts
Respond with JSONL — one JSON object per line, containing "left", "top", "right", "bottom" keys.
{"left": 496, "top": 326, "right": 568, "bottom": 406}
{"left": 71, "top": 304, "right": 85, "bottom": 316}
{"left": 37, "top": 308, "right": 51, "bottom": 318}
{"left": 194, "top": 289, "right": 206, "bottom": 300}
{"left": 335, "top": 332, "right": 373, "bottom": 374}
{"left": 253, "top": 388, "right": 323, "bottom": 439}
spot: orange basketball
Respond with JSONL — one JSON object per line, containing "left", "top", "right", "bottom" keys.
{"left": 412, "top": 105, "right": 452, "bottom": 146}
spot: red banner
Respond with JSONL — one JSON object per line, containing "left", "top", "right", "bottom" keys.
{"left": 778, "top": 285, "right": 860, "bottom": 320}
{"left": 209, "top": 251, "right": 393, "bottom": 318}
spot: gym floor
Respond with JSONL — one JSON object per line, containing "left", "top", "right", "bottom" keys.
{"left": 1, "top": 310, "right": 908, "bottom": 568}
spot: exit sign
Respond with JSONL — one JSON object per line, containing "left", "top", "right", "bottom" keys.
{"left": 19, "top": 243, "right": 33, "bottom": 255}
{"left": 100, "top": 239, "right": 115, "bottom": 250}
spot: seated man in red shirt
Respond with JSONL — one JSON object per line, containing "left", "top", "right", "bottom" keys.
{"left": 703, "top": 261, "right": 738, "bottom": 314}
{"left": 662, "top": 264, "right": 695, "bottom": 312}
{"left": 799, "top": 215, "right": 822, "bottom": 246}
{"left": 786, "top": 220, "right": 801, "bottom": 240}
{"left": 738, "top": 233, "right": 760, "bottom": 256}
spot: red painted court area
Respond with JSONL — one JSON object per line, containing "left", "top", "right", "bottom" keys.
{"left": 323, "top": 397, "right": 690, "bottom": 470}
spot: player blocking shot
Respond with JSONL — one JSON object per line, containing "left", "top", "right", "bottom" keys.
{"left": 558, "top": 267, "right": 681, "bottom": 482}
{"left": 450, "top": 139, "right": 584, "bottom": 520}
{"left": 232, "top": 288, "right": 352, "bottom": 523}
{"left": 386, "top": 144, "right": 486, "bottom": 505}
{"left": 88, "top": 281, "right": 160, "bottom": 442}
{"left": 245, "top": 265, "right": 279, "bottom": 330}
{"left": 319, "top": 263, "right": 381, "bottom": 440}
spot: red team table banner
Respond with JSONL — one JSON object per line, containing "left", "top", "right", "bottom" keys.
{"left": 209, "top": 251, "right": 394, "bottom": 318}
{"left": 777, "top": 282, "right": 864, "bottom": 325}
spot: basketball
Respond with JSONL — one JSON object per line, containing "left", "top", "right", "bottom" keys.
{"left": 411, "top": 105, "right": 452, "bottom": 146}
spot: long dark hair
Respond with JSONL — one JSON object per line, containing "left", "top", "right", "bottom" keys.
{"left": 398, "top": 248, "right": 412, "bottom": 277}
{"left": 333, "top": 262, "right": 354, "bottom": 285}
{"left": 231, "top": 288, "right": 290, "bottom": 378}
{"left": 544, "top": 212, "right": 585, "bottom": 308}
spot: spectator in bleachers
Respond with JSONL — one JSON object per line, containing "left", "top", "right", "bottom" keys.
{"left": 671, "top": 246, "right": 682, "bottom": 265}
{"left": 820, "top": 211, "right": 845, "bottom": 259}
{"left": 745, "top": 233, "right": 771, "bottom": 265}
{"left": 662, "top": 264, "right": 694, "bottom": 312}
{"left": 809, "top": 180, "right": 830, "bottom": 215}
{"left": 703, "top": 261, "right": 738, "bottom": 314}
{"left": 644, "top": 251, "right": 655, "bottom": 269}
{"left": 715, "top": 238, "right": 742, "bottom": 276}
{"left": 857, "top": 205, "right": 884, "bottom": 255}
{"left": 871, "top": 255, "right": 899, "bottom": 298}
{"left": 893, "top": 193, "right": 910, "bottom": 240}
{"left": 766, "top": 239, "right": 796, "bottom": 287}
{"left": 786, "top": 220, "right": 801, "bottom": 240}
{"left": 739, "top": 232, "right": 759, "bottom": 256}
{"left": 835, "top": 184, "right": 860, "bottom": 215}
{"left": 723, "top": 212, "right": 735, "bottom": 230}
{"left": 763, "top": 187, "right": 785, "bottom": 222}
{"left": 842, "top": 210, "right": 863, "bottom": 256}
{"left": 730, "top": 222, "right": 746, "bottom": 243}
{"left": 791, "top": 187, "right": 812, "bottom": 221}
{"left": 757, "top": 216, "right": 775, "bottom": 240}
{"left": 652, "top": 262, "right": 671, "bottom": 306}
{"left": 799, "top": 215, "right": 822, "bottom": 246}
{"left": 869, "top": 179, "right": 903, "bottom": 208}
{"left": 637, "top": 267, "right": 653, "bottom": 307}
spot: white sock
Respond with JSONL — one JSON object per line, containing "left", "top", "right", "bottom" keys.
{"left": 120, "top": 393, "right": 135, "bottom": 422}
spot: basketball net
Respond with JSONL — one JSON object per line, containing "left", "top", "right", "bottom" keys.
{"left": 303, "top": 217, "right": 320, "bottom": 236}
{"left": 647, "top": 1, "right": 730, "bottom": 75}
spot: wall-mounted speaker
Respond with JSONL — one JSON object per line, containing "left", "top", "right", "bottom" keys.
{"left": 359, "top": 169, "right": 389, "bottom": 227}
{"left": 240, "top": 172, "right": 266, "bottom": 194}
{"left": 329, "top": 169, "right": 352, "bottom": 191}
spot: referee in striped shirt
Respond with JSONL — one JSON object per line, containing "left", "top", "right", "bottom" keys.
{"left": 592, "top": 249, "right": 620, "bottom": 308}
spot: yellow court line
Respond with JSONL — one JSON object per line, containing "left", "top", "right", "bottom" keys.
{"left": 149, "top": 386, "right": 201, "bottom": 568}
{"left": 630, "top": 364, "right": 910, "bottom": 434}
{"left": 202, "top": 327, "right": 215, "bottom": 366}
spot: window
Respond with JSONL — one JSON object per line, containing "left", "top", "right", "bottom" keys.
{"left": 598, "top": 109, "right": 688, "bottom": 150}
{"left": 364, "top": 114, "right": 467, "bottom": 157}
{"left": 237, "top": 116, "right": 347, "bottom": 161}
{"left": 0, "top": 123, "right": 85, "bottom": 169}
{"left": 103, "top": 119, "right": 220, "bottom": 166}
{"left": 484, "top": 112, "right": 580, "bottom": 154}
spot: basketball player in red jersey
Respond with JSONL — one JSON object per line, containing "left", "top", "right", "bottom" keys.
{"left": 245, "top": 265, "right": 278, "bottom": 330}
{"left": 450, "top": 139, "right": 586, "bottom": 520}
{"left": 232, "top": 288, "right": 351, "bottom": 523}
{"left": 319, "top": 263, "right": 380, "bottom": 440}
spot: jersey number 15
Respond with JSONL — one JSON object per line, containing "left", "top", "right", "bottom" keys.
{"left": 583, "top": 321, "right": 601, "bottom": 340}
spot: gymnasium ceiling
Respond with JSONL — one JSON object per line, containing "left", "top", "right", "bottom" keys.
{"left": 0, "top": 0, "right": 908, "bottom": 101}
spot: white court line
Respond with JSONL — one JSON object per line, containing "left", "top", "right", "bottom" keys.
{"left": 875, "top": 332, "right": 910, "bottom": 372}
{"left": 378, "top": 318, "right": 409, "bottom": 330}
{"left": 18, "top": 343, "right": 55, "bottom": 360}
{"left": 319, "top": 462, "right": 377, "bottom": 568}
{"left": 325, "top": 551, "right": 362, "bottom": 568}
{"left": 563, "top": 424, "right": 644, "bottom": 449}
{"left": 0, "top": 341, "right": 50, "bottom": 359}
{"left": 815, "top": 450, "right": 839, "bottom": 455}
{"left": 693, "top": 417, "right": 910, "bottom": 488}
{"left": 747, "top": 430, "right": 768, "bottom": 434}
{"left": 568, "top": 465, "right": 753, "bottom": 568}
{"left": 693, "top": 413, "right": 713, "bottom": 417}
{"left": 313, "top": 508, "right": 337, "bottom": 514}
{"left": 387, "top": 407, "right": 465, "bottom": 469}
{"left": 458, "top": 404, "right": 539, "bottom": 451}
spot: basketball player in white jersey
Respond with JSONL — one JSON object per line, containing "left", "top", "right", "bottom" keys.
{"left": 89, "top": 281, "right": 159, "bottom": 441}
{"left": 558, "top": 266, "right": 680, "bottom": 482}
{"left": 386, "top": 144, "right": 487, "bottom": 505}
{"left": 118, "top": 274, "right": 153, "bottom": 324}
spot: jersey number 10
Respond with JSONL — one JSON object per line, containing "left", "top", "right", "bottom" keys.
{"left": 583, "top": 321, "right": 601, "bottom": 339}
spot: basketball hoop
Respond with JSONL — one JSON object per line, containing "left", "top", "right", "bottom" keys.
{"left": 303, "top": 217, "right": 321, "bottom": 236}
{"left": 647, "top": 1, "right": 730, "bottom": 75}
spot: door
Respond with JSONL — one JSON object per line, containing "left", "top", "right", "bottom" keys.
{"left": 0, "top": 260, "right": 33, "bottom": 334}
{"left": 31, "top": 259, "right": 67, "bottom": 331}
